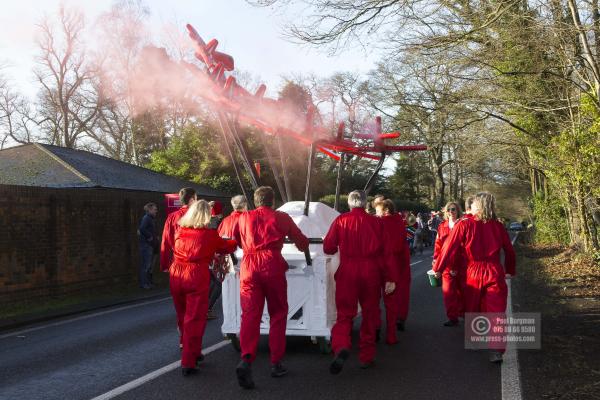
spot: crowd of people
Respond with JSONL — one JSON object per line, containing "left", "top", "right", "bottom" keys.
{"left": 146, "top": 186, "right": 516, "bottom": 389}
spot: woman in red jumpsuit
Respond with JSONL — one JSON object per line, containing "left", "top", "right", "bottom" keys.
{"left": 434, "top": 192, "right": 515, "bottom": 363}
{"left": 433, "top": 201, "right": 465, "bottom": 327}
{"left": 170, "top": 200, "right": 237, "bottom": 376}
{"left": 375, "top": 199, "right": 411, "bottom": 344}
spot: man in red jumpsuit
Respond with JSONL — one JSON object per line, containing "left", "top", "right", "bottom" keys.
{"left": 218, "top": 195, "right": 248, "bottom": 238}
{"left": 434, "top": 192, "right": 516, "bottom": 363}
{"left": 160, "top": 187, "right": 197, "bottom": 272}
{"left": 324, "top": 190, "right": 395, "bottom": 374}
{"left": 233, "top": 186, "right": 309, "bottom": 389}
{"left": 170, "top": 200, "right": 237, "bottom": 376}
{"left": 375, "top": 199, "right": 411, "bottom": 344}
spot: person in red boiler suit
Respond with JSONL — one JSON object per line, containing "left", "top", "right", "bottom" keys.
{"left": 434, "top": 192, "right": 516, "bottom": 364}
{"left": 160, "top": 187, "right": 197, "bottom": 272}
{"left": 170, "top": 200, "right": 237, "bottom": 376}
{"left": 324, "top": 190, "right": 395, "bottom": 374}
{"left": 375, "top": 199, "right": 411, "bottom": 344}
{"left": 218, "top": 195, "right": 248, "bottom": 238}
{"left": 233, "top": 186, "right": 309, "bottom": 390}
{"left": 206, "top": 196, "right": 248, "bottom": 320}
{"left": 160, "top": 188, "right": 196, "bottom": 349}
{"left": 433, "top": 201, "right": 466, "bottom": 327}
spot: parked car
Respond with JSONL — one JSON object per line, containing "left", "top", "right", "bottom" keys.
{"left": 509, "top": 222, "right": 524, "bottom": 231}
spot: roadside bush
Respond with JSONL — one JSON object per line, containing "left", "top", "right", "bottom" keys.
{"left": 531, "top": 193, "right": 570, "bottom": 246}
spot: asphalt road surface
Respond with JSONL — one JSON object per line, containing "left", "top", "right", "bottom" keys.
{"left": 0, "top": 247, "right": 503, "bottom": 400}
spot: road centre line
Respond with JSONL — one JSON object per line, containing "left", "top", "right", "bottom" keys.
{"left": 0, "top": 296, "right": 171, "bottom": 340}
{"left": 89, "top": 340, "right": 230, "bottom": 400}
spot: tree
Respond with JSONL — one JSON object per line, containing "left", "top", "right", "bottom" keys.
{"left": 93, "top": 0, "right": 151, "bottom": 163}
{"left": 0, "top": 74, "right": 35, "bottom": 148}
{"left": 146, "top": 122, "right": 239, "bottom": 193}
{"left": 257, "top": 0, "right": 599, "bottom": 251}
{"left": 35, "top": 6, "right": 100, "bottom": 148}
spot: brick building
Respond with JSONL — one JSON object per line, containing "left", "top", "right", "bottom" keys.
{"left": 0, "top": 143, "right": 231, "bottom": 303}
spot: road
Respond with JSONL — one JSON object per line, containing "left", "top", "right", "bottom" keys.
{"left": 0, "top": 248, "right": 502, "bottom": 400}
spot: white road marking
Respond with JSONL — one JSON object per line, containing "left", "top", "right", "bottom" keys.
{"left": 410, "top": 260, "right": 423, "bottom": 266}
{"left": 89, "top": 340, "right": 230, "bottom": 400}
{"left": 0, "top": 297, "right": 171, "bottom": 340}
{"left": 502, "top": 233, "right": 523, "bottom": 400}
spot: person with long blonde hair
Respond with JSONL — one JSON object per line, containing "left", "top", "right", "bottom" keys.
{"left": 433, "top": 201, "right": 466, "bottom": 327}
{"left": 433, "top": 192, "right": 516, "bottom": 363}
{"left": 170, "top": 199, "right": 237, "bottom": 376}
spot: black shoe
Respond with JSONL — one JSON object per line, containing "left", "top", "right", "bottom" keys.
{"left": 375, "top": 329, "right": 381, "bottom": 343}
{"left": 181, "top": 367, "right": 197, "bottom": 376}
{"left": 330, "top": 349, "right": 350, "bottom": 375}
{"left": 271, "top": 362, "right": 288, "bottom": 378}
{"left": 360, "top": 360, "right": 375, "bottom": 369}
{"left": 489, "top": 351, "right": 504, "bottom": 364}
{"left": 443, "top": 319, "right": 459, "bottom": 327}
{"left": 236, "top": 361, "right": 255, "bottom": 389}
{"left": 396, "top": 320, "right": 405, "bottom": 332}
{"left": 196, "top": 354, "right": 205, "bottom": 366}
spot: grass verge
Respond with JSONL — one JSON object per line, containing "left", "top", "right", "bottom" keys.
{"left": 513, "top": 244, "right": 600, "bottom": 400}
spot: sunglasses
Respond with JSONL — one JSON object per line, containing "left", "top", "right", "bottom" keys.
{"left": 447, "top": 208, "right": 457, "bottom": 212}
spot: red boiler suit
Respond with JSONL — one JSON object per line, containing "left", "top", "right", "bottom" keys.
{"left": 218, "top": 210, "right": 244, "bottom": 238}
{"left": 233, "top": 206, "right": 309, "bottom": 365}
{"left": 323, "top": 208, "right": 385, "bottom": 364}
{"left": 170, "top": 227, "right": 237, "bottom": 367}
{"left": 380, "top": 213, "right": 411, "bottom": 344}
{"left": 160, "top": 206, "right": 188, "bottom": 272}
{"left": 434, "top": 217, "right": 516, "bottom": 351}
{"left": 433, "top": 219, "right": 466, "bottom": 321}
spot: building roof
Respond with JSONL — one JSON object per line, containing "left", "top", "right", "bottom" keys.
{"left": 0, "top": 143, "right": 229, "bottom": 197}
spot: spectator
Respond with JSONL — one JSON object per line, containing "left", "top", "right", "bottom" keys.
{"left": 138, "top": 203, "right": 158, "bottom": 289}
{"left": 406, "top": 213, "right": 417, "bottom": 255}
{"left": 414, "top": 213, "right": 425, "bottom": 254}
{"left": 428, "top": 211, "right": 443, "bottom": 244}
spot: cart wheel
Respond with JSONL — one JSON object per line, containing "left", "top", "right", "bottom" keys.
{"left": 226, "top": 333, "right": 241, "bottom": 352}
{"left": 317, "top": 337, "right": 332, "bottom": 354}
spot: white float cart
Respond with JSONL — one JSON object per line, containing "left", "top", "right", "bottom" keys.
{"left": 221, "top": 201, "right": 340, "bottom": 353}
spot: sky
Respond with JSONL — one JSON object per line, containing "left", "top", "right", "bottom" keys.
{"left": 0, "top": 0, "right": 380, "bottom": 98}
{"left": 0, "top": 0, "right": 396, "bottom": 173}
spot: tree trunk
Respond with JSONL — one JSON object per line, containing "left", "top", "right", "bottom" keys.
{"left": 575, "top": 184, "right": 592, "bottom": 251}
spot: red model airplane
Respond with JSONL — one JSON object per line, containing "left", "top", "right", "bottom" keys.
{"left": 183, "top": 24, "right": 427, "bottom": 162}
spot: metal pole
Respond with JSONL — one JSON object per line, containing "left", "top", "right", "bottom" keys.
{"left": 304, "top": 141, "right": 317, "bottom": 216}
{"left": 258, "top": 134, "right": 288, "bottom": 203}
{"left": 221, "top": 115, "right": 260, "bottom": 189}
{"left": 216, "top": 113, "right": 254, "bottom": 209}
{"left": 363, "top": 152, "right": 386, "bottom": 196}
{"left": 334, "top": 153, "right": 346, "bottom": 211}
{"left": 277, "top": 134, "right": 293, "bottom": 201}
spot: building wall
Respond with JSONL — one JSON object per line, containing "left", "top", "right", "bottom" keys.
{"left": 0, "top": 184, "right": 228, "bottom": 303}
